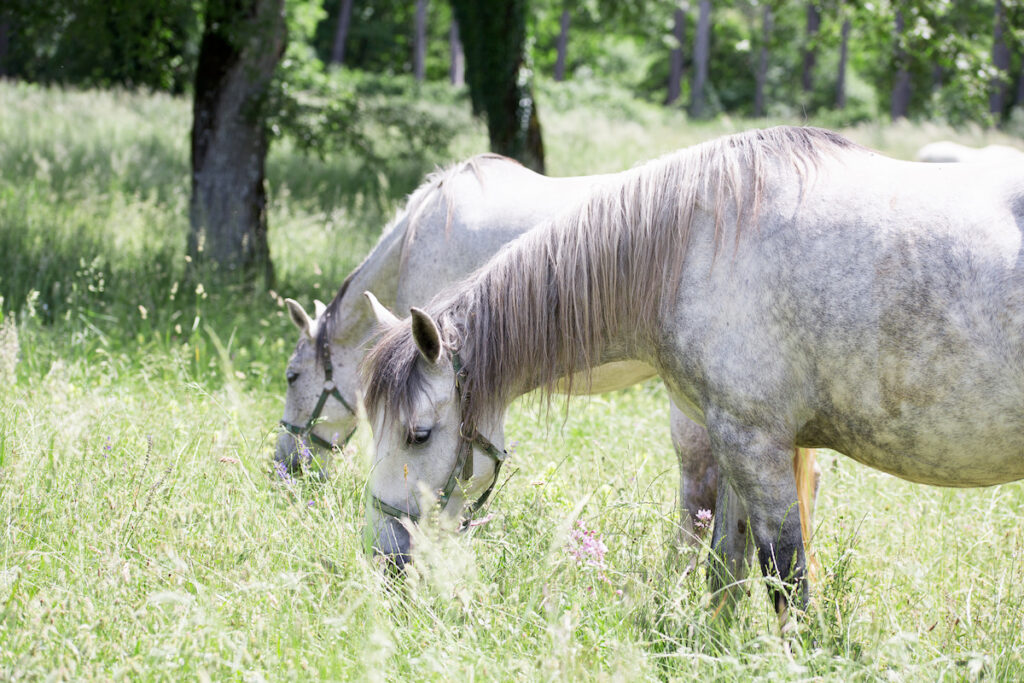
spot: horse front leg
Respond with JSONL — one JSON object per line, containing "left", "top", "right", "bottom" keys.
{"left": 669, "top": 401, "right": 718, "bottom": 559}
{"left": 706, "top": 479, "right": 752, "bottom": 618}
{"left": 705, "top": 412, "right": 807, "bottom": 630}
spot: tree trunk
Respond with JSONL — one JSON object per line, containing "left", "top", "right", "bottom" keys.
{"left": 554, "top": 6, "right": 570, "bottom": 82}
{"left": 931, "top": 63, "right": 943, "bottom": 93}
{"left": 189, "top": 0, "right": 286, "bottom": 287}
{"left": 449, "top": 18, "right": 464, "bottom": 86}
{"left": 754, "top": 4, "right": 772, "bottom": 117}
{"left": 666, "top": 5, "right": 686, "bottom": 105}
{"left": 801, "top": 2, "right": 820, "bottom": 95}
{"left": 689, "top": 0, "right": 710, "bottom": 118}
{"left": 414, "top": 0, "right": 427, "bottom": 82}
{"left": 1016, "top": 70, "right": 1024, "bottom": 109}
{"left": 890, "top": 10, "right": 911, "bottom": 120}
{"left": 330, "top": 0, "right": 354, "bottom": 65}
{"left": 451, "top": 0, "right": 544, "bottom": 172}
{"left": 991, "top": 0, "right": 1010, "bottom": 117}
{"left": 835, "top": 17, "right": 850, "bottom": 109}
{"left": 0, "top": 17, "right": 9, "bottom": 76}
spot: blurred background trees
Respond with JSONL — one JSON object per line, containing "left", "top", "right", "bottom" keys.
{"left": 3, "top": 0, "right": 1023, "bottom": 285}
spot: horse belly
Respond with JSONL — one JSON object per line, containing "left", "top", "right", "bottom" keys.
{"left": 556, "top": 361, "right": 658, "bottom": 395}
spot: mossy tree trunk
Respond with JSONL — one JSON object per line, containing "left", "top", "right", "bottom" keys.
{"left": 450, "top": 0, "right": 544, "bottom": 173}
{"left": 666, "top": 5, "right": 686, "bottom": 106}
{"left": 189, "top": 0, "right": 285, "bottom": 287}
{"left": 689, "top": 0, "right": 710, "bottom": 118}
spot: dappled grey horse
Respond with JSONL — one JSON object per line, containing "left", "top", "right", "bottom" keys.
{"left": 362, "top": 126, "right": 1024, "bottom": 628}
{"left": 275, "top": 153, "right": 819, "bottom": 577}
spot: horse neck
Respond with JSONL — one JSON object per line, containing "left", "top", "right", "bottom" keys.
{"left": 327, "top": 212, "right": 410, "bottom": 348}
{"left": 449, "top": 217, "right": 665, "bottom": 424}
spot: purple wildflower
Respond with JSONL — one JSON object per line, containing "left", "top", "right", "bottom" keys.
{"left": 298, "top": 442, "right": 313, "bottom": 464}
{"left": 103, "top": 436, "right": 112, "bottom": 458}
{"left": 274, "top": 460, "right": 295, "bottom": 486}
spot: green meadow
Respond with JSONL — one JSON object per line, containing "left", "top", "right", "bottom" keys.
{"left": 2, "top": 80, "right": 1023, "bottom": 680}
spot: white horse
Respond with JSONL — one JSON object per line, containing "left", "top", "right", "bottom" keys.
{"left": 916, "top": 140, "right": 1024, "bottom": 163}
{"left": 275, "top": 153, "right": 820, "bottom": 576}
{"left": 362, "top": 126, "right": 1024, "bottom": 627}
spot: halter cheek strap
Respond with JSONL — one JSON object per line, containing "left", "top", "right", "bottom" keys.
{"left": 370, "top": 351, "right": 510, "bottom": 524}
{"left": 279, "top": 348, "right": 357, "bottom": 451}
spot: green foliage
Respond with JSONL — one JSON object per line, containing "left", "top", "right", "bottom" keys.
{"left": 269, "top": 47, "right": 460, "bottom": 175}
{"left": 2, "top": 0, "right": 201, "bottom": 93}
{"left": 312, "top": 0, "right": 458, "bottom": 80}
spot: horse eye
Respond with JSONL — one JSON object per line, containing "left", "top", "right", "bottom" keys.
{"left": 286, "top": 370, "right": 299, "bottom": 386}
{"left": 407, "top": 428, "right": 432, "bottom": 446}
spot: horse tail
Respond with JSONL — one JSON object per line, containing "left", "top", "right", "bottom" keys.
{"left": 793, "top": 447, "right": 821, "bottom": 585}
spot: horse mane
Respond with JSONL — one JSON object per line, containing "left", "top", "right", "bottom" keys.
{"left": 363, "top": 127, "right": 859, "bottom": 427}
{"left": 314, "top": 154, "right": 521, "bottom": 367}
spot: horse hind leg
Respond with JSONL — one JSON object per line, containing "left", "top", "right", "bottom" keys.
{"left": 794, "top": 447, "right": 821, "bottom": 584}
{"left": 705, "top": 412, "right": 808, "bottom": 629}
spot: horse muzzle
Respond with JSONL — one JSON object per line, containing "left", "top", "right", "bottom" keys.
{"left": 373, "top": 516, "right": 413, "bottom": 571}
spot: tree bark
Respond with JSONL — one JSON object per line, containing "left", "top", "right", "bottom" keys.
{"left": 990, "top": 0, "right": 1011, "bottom": 117}
{"left": 0, "top": 17, "right": 9, "bottom": 76}
{"left": 835, "top": 17, "right": 850, "bottom": 109}
{"left": 754, "top": 4, "right": 772, "bottom": 117}
{"left": 890, "top": 10, "right": 911, "bottom": 120}
{"left": 414, "top": 0, "right": 427, "bottom": 82}
{"left": 666, "top": 5, "right": 686, "bottom": 105}
{"left": 449, "top": 18, "right": 464, "bottom": 86}
{"left": 330, "top": 0, "right": 354, "bottom": 65}
{"left": 689, "top": 0, "right": 710, "bottom": 118}
{"left": 554, "top": 6, "right": 570, "bottom": 82}
{"left": 450, "top": 0, "right": 544, "bottom": 172}
{"left": 801, "top": 2, "right": 820, "bottom": 95}
{"left": 189, "top": 0, "right": 286, "bottom": 287}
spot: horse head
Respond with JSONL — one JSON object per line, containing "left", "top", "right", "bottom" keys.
{"left": 275, "top": 297, "right": 361, "bottom": 472}
{"left": 361, "top": 293, "right": 507, "bottom": 568}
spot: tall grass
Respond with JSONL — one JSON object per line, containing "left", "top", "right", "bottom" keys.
{"left": 2, "top": 79, "right": 1023, "bottom": 680}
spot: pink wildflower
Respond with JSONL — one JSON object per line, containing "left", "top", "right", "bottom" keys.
{"left": 694, "top": 508, "right": 713, "bottom": 530}
{"left": 566, "top": 520, "right": 609, "bottom": 570}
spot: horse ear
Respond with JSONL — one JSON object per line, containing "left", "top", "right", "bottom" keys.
{"left": 313, "top": 299, "right": 327, "bottom": 320}
{"left": 285, "top": 298, "right": 312, "bottom": 338}
{"left": 410, "top": 307, "right": 443, "bottom": 364}
{"left": 364, "top": 291, "right": 400, "bottom": 326}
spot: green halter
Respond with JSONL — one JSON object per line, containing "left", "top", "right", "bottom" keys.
{"left": 280, "top": 344, "right": 357, "bottom": 452}
{"left": 370, "top": 351, "right": 510, "bottom": 524}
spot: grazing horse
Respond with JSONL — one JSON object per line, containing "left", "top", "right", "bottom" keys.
{"left": 361, "top": 126, "right": 1024, "bottom": 627}
{"left": 275, "top": 153, "right": 820, "bottom": 578}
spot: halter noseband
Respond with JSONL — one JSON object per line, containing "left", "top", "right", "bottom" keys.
{"left": 370, "top": 351, "right": 510, "bottom": 524}
{"left": 280, "top": 343, "right": 357, "bottom": 452}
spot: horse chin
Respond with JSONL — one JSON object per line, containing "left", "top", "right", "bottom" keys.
{"left": 374, "top": 517, "right": 413, "bottom": 573}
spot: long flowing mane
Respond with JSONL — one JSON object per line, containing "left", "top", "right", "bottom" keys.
{"left": 364, "top": 127, "right": 859, "bottom": 427}
{"left": 314, "top": 154, "right": 519, "bottom": 364}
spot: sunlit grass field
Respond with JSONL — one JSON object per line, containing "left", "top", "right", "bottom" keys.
{"left": 2, "top": 79, "right": 1024, "bottom": 680}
